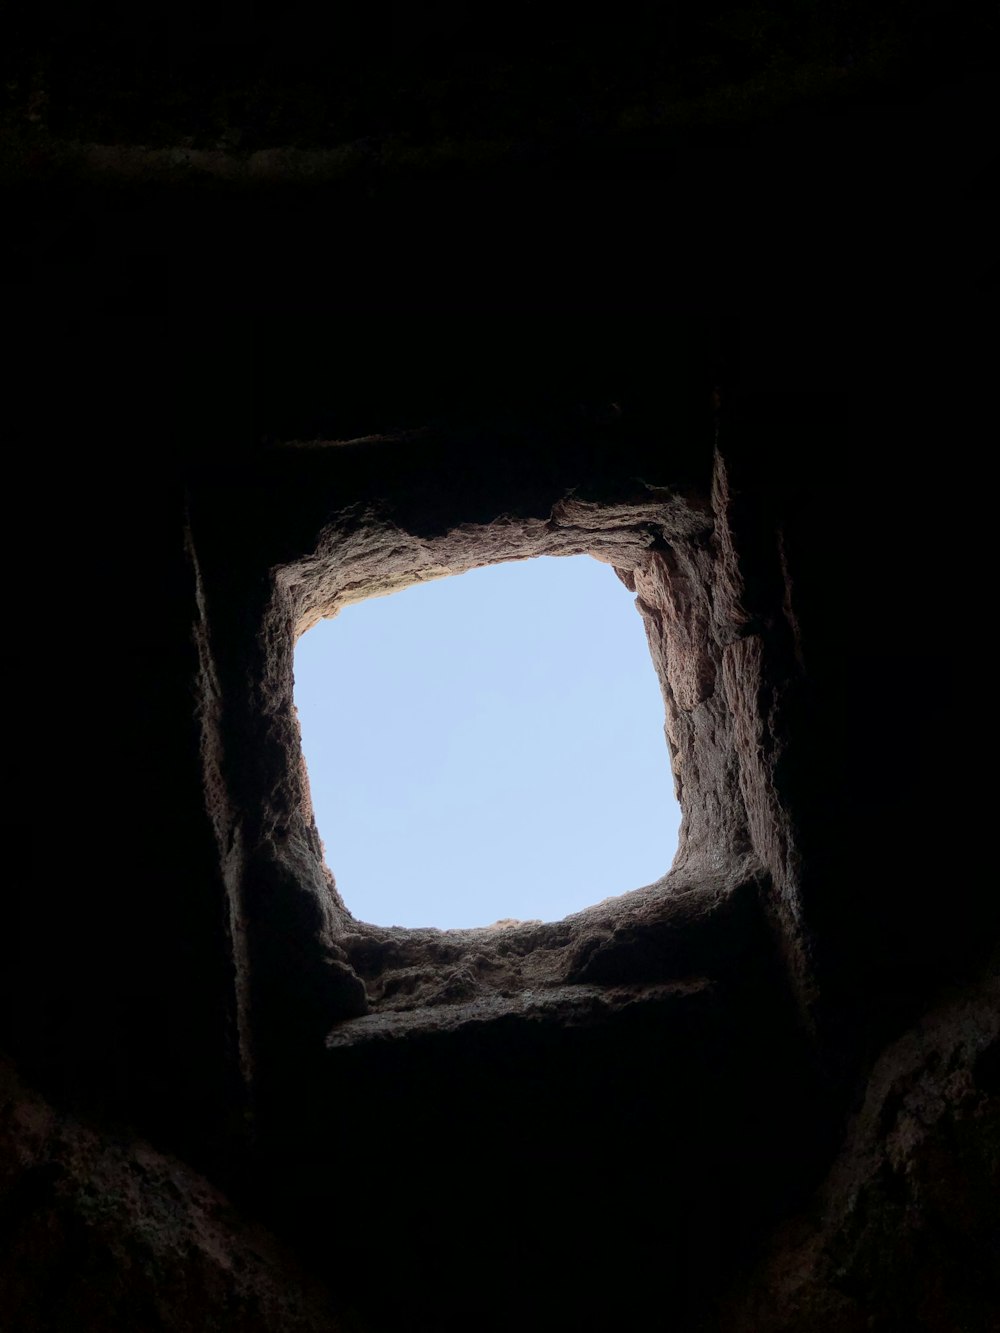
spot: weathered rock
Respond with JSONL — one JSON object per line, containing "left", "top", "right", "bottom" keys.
{"left": 4, "top": 32, "right": 997, "bottom": 1322}
{"left": 0, "top": 1062, "right": 343, "bottom": 1332}
{"left": 729, "top": 983, "right": 1000, "bottom": 1332}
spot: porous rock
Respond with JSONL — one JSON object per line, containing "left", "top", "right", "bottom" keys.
{"left": 729, "top": 983, "right": 1000, "bottom": 1333}
{"left": 0, "top": 1062, "right": 343, "bottom": 1332}
{"left": 5, "top": 18, "right": 997, "bottom": 1328}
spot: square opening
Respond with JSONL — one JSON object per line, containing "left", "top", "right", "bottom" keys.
{"left": 293, "top": 553, "right": 681, "bottom": 930}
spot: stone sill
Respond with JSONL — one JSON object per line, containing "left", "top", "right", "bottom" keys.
{"left": 326, "top": 978, "right": 713, "bottom": 1049}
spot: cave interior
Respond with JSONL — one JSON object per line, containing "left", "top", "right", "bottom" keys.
{"left": 3, "top": 5, "right": 998, "bottom": 1331}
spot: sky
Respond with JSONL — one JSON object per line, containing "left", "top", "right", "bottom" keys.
{"left": 293, "top": 554, "right": 680, "bottom": 930}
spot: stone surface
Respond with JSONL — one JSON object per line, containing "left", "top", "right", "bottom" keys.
{"left": 7, "top": 309, "right": 996, "bottom": 1329}
{"left": 176, "top": 397, "right": 849, "bottom": 1332}
{"left": 4, "top": 17, "right": 997, "bottom": 1326}
{"left": 0, "top": 1061, "right": 342, "bottom": 1332}
{"left": 729, "top": 983, "right": 1000, "bottom": 1332}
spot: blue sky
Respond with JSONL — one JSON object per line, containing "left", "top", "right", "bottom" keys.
{"left": 293, "top": 555, "right": 680, "bottom": 929}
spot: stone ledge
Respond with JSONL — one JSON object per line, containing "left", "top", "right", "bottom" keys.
{"left": 326, "top": 977, "right": 713, "bottom": 1048}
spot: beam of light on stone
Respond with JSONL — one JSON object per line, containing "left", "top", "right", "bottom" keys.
{"left": 293, "top": 554, "right": 680, "bottom": 929}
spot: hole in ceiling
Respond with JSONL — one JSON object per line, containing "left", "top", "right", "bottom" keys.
{"left": 293, "top": 554, "right": 680, "bottom": 929}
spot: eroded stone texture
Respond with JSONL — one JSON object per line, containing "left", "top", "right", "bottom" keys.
{"left": 171, "top": 397, "right": 863, "bottom": 1333}
{"left": 6, "top": 218, "right": 997, "bottom": 1332}
{"left": 0, "top": 1062, "right": 342, "bottom": 1332}
{"left": 188, "top": 416, "right": 829, "bottom": 1098}
{"left": 187, "top": 404, "right": 731, "bottom": 1087}
{"left": 331, "top": 859, "right": 767, "bottom": 1021}
{"left": 729, "top": 983, "right": 1000, "bottom": 1332}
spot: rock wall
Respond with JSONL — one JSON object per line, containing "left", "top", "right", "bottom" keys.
{"left": 0, "top": 1061, "right": 343, "bottom": 1332}
{"left": 4, "top": 8, "right": 998, "bottom": 1331}
{"left": 731, "top": 983, "right": 1000, "bottom": 1333}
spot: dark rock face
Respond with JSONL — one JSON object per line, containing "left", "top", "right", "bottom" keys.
{"left": 4, "top": 10, "right": 998, "bottom": 1332}
{"left": 731, "top": 984, "right": 1000, "bottom": 1332}
{"left": 0, "top": 1062, "right": 341, "bottom": 1332}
